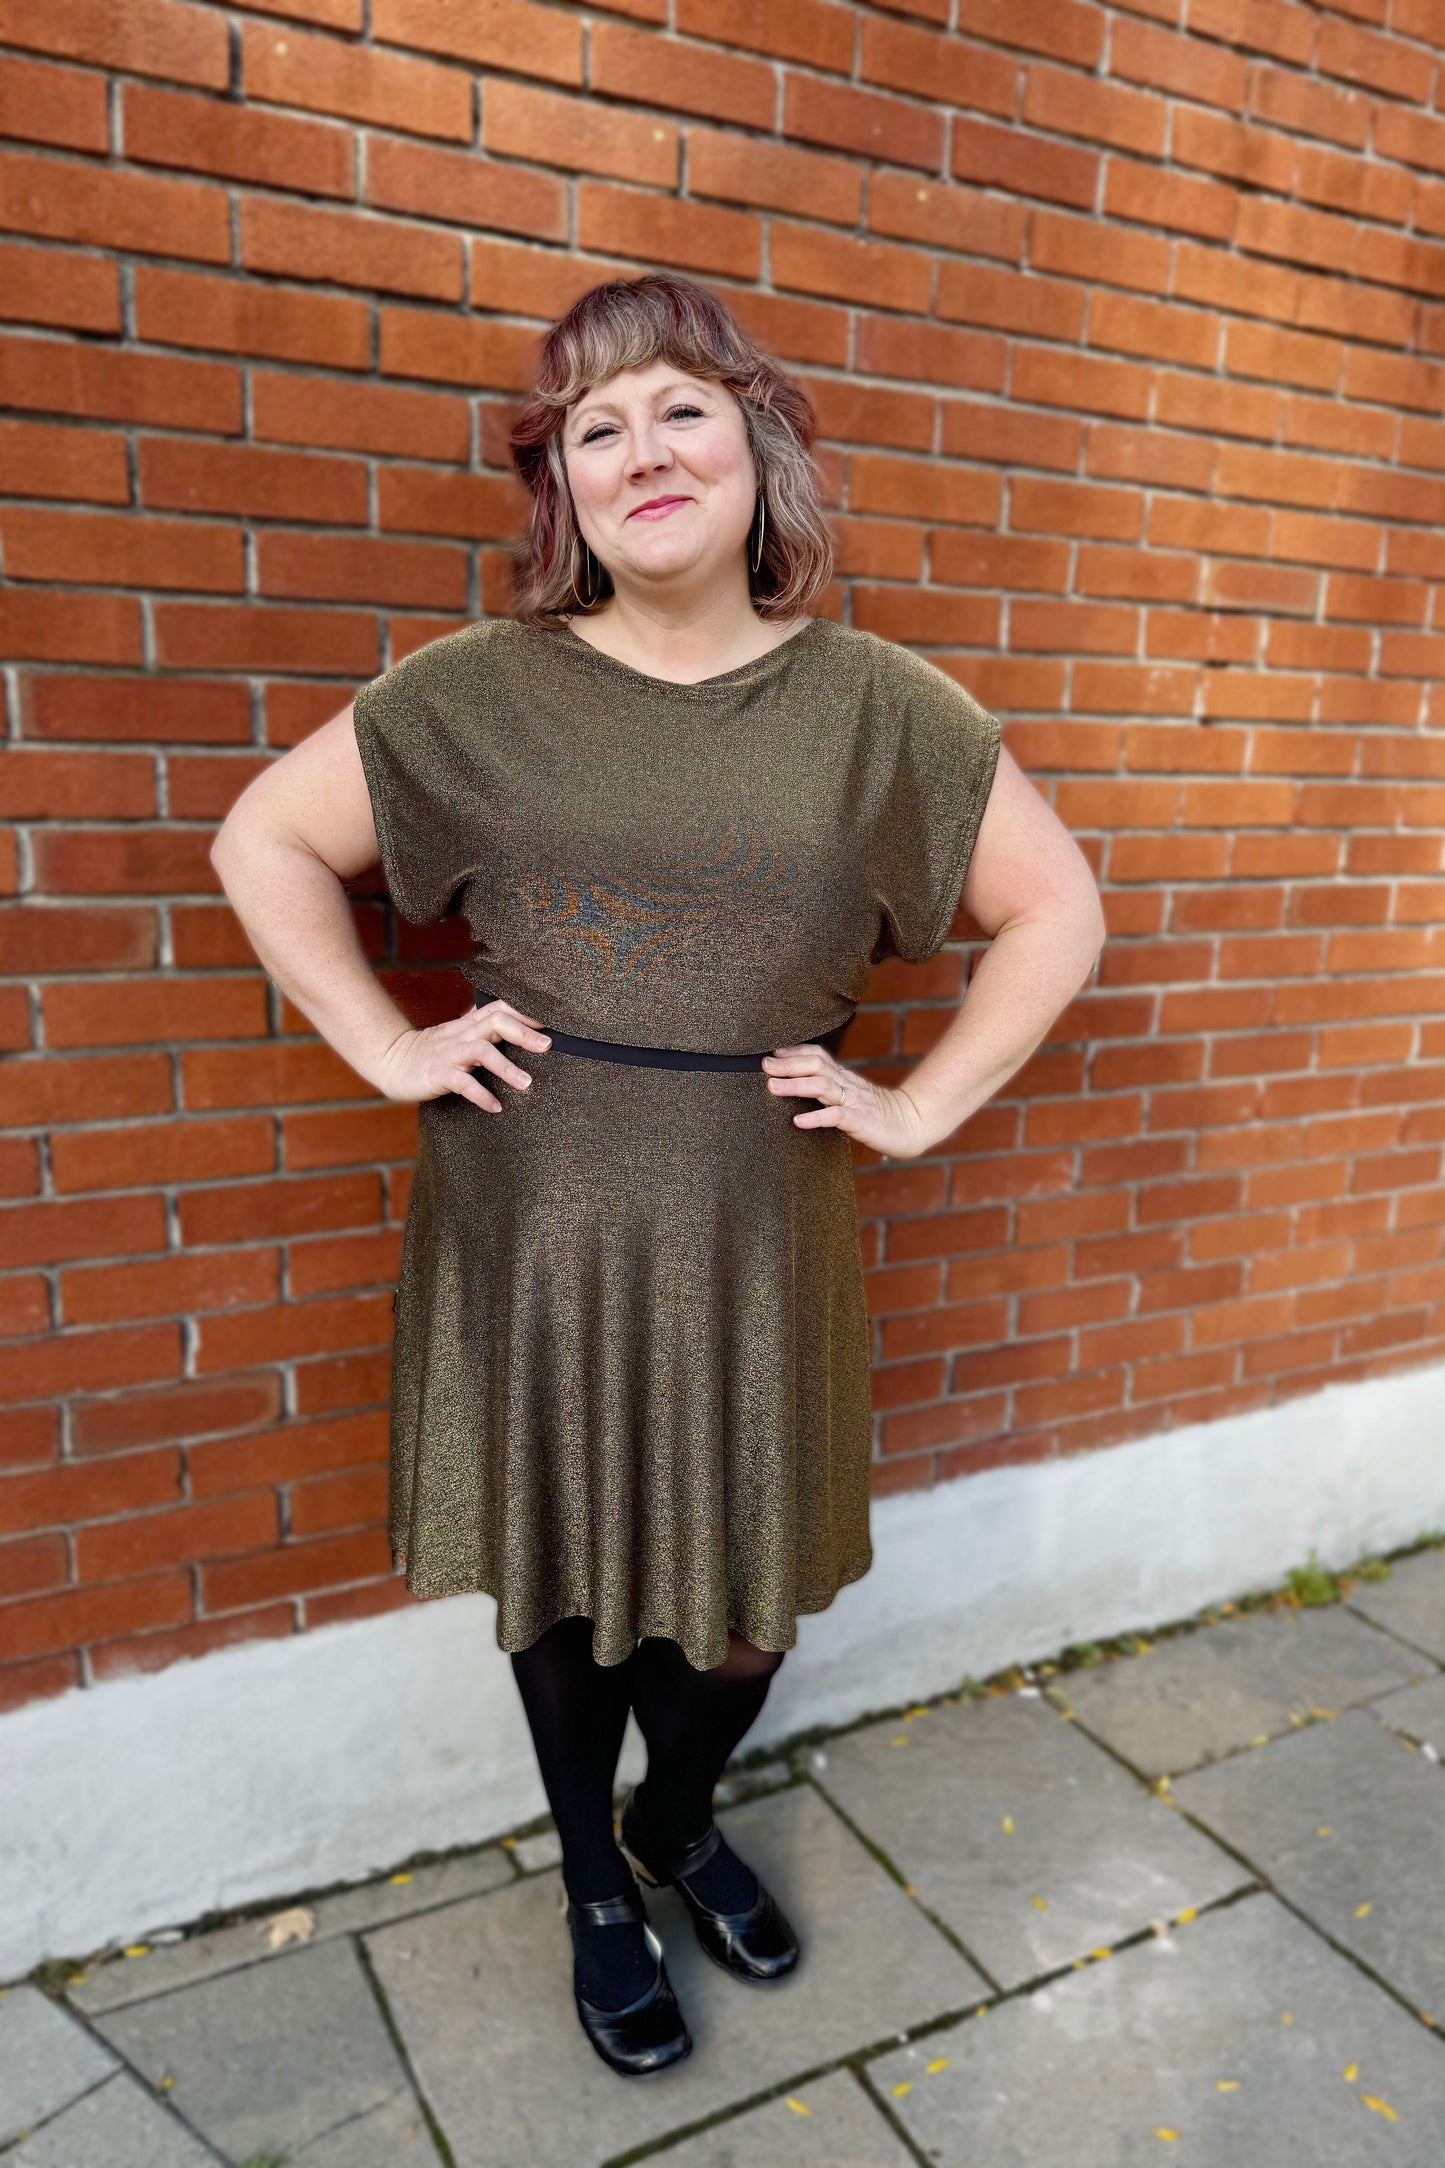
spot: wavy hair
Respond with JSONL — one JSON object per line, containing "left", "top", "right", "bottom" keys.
{"left": 509, "top": 272, "right": 832, "bottom": 626}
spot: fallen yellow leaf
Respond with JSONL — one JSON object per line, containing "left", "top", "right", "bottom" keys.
{"left": 926, "top": 2057, "right": 949, "bottom": 2073}
{"left": 892, "top": 2080, "right": 912, "bottom": 2097}
{"left": 1354, "top": 1901, "right": 1371, "bottom": 1918}
{"left": 1317, "top": 1825, "right": 1332, "bottom": 1836}
{"left": 784, "top": 2097, "right": 811, "bottom": 2116}
{"left": 1176, "top": 1907, "right": 1196, "bottom": 1924}
{"left": 1342, "top": 2063, "right": 1358, "bottom": 2083}
{"left": 1216, "top": 2080, "right": 1239, "bottom": 2091}
{"left": 1360, "top": 2094, "right": 1397, "bottom": 2122}
{"left": 902, "top": 1882, "right": 916, "bottom": 1895}
{"left": 159, "top": 2075, "right": 175, "bottom": 2091}
{"left": 389, "top": 1872, "right": 413, "bottom": 1885}
{"left": 1280, "top": 2012, "right": 1293, "bottom": 2026}
{"left": 1091, "top": 1947, "right": 1112, "bottom": 1961}
{"left": 264, "top": 1905, "right": 315, "bottom": 1951}
{"left": 1030, "top": 1895, "right": 1048, "bottom": 1911}
{"left": 1154, "top": 2129, "right": 1179, "bottom": 2142}
{"left": 890, "top": 1735, "right": 910, "bottom": 1746}
{"left": 123, "top": 1946, "right": 149, "bottom": 1959}
{"left": 1001, "top": 1814, "right": 1015, "bottom": 1834}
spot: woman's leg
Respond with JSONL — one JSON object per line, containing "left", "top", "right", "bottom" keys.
{"left": 508, "top": 1614, "right": 657, "bottom": 2010}
{"left": 625, "top": 1628, "right": 786, "bottom": 1910}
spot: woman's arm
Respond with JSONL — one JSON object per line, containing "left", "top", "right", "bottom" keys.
{"left": 896, "top": 742, "right": 1106, "bottom": 1155}
{"left": 210, "top": 702, "right": 421, "bottom": 1094}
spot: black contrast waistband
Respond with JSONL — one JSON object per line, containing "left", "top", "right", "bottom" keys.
{"left": 472, "top": 990, "right": 851, "bottom": 1072}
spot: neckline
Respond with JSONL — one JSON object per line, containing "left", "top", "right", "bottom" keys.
{"left": 541, "top": 614, "right": 828, "bottom": 696}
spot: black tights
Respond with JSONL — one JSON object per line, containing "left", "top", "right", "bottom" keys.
{"left": 508, "top": 1615, "right": 785, "bottom": 2007}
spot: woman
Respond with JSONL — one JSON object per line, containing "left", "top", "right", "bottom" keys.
{"left": 212, "top": 272, "right": 1105, "bottom": 2079}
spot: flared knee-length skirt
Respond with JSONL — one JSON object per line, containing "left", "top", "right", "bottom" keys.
{"left": 385, "top": 1032, "right": 876, "bottom": 1671}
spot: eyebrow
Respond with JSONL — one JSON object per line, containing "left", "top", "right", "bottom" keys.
{"left": 569, "top": 381, "right": 713, "bottom": 430}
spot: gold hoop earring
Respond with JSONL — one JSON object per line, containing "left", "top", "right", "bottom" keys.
{"left": 750, "top": 493, "right": 766, "bottom": 575}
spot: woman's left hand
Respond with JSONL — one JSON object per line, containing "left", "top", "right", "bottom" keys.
{"left": 761, "top": 1044, "right": 929, "bottom": 1158}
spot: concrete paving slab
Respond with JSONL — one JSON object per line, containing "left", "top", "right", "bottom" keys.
{"left": 512, "top": 1830, "right": 563, "bottom": 1872}
{"left": 365, "top": 1782, "right": 983, "bottom": 2168}
{"left": 1346, "top": 1546, "right": 1445, "bottom": 1663}
{"left": 5, "top": 2071, "right": 216, "bottom": 2167}
{"left": 865, "top": 1892, "right": 1442, "bottom": 2167}
{"left": 92, "top": 1932, "right": 415, "bottom": 2163}
{"left": 68, "top": 1845, "right": 513, "bottom": 2015}
{"left": 812, "top": 1688, "right": 1245, "bottom": 1989}
{"left": 0, "top": 1982, "right": 118, "bottom": 2148}
{"left": 1171, "top": 1707, "right": 1445, "bottom": 2019}
{"left": 644, "top": 2067, "right": 913, "bottom": 2166}
{"left": 1060, "top": 1605, "right": 1428, "bottom": 1778}
{"left": 288, "top": 2087, "right": 438, "bottom": 2164}
{"left": 1372, "top": 1672, "right": 1445, "bottom": 1758}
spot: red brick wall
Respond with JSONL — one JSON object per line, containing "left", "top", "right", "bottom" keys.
{"left": 3, "top": 0, "right": 1444, "bottom": 1715}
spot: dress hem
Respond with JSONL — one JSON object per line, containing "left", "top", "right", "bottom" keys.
{"left": 388, "top": 1545, "right": 875, "bottom": 1670}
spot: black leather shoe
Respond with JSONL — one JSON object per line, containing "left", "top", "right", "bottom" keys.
{"left": 618, "top": 1786, "right": 800, "bottom": 1984}
{"left": 564, "top": 1880, "right": 692, "bottom": 2077}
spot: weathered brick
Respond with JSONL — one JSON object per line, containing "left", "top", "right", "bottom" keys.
{"left": 1087, "top": 290, "right": 1221, "bottom": 369}
{"left": 687, "top": 129, "right": 860, "bottom": 225}
{"left": 0, "top": 53, "right": 109, "bottom": 152}
{"left": 771, "top": 222, "right": 931, "bottom": 311}
{"left": 123, "top": 82, "right": 355, "bottom": 197}
{"left": 0, "top": 146, "right": 228, "bottom": 263}
{"left": 1110, "top": 16, "right": 1248, "bottom": 110}
{"left": 0, "top": 242, "right": 120, "bottom": 335}
{"left": 860, "top": 17, "right": 1018, "bottom": 117}
{"left": 1022, "top": 61, "right": 1166, "bottom": 157}
{"left": 1010, "top": 475, "right": 1144, "bottom": 540}
{"left": 1012, "top": 345, "right": 1153, "bottom": 420}
{"left": 783, "top": 73, "right": 945, "bottom": 172}
{"left": 1317, "top": 17, "right": 1430, "bottom": 104}
{"left": 241, "top": 19, "right": 471, "bottom": 141}
{"left": 951, "top": 115, "right": 1098, "bottom": 208}
{"left": 956, "top": 0, "right": 1104, "bottom": 68}
{"left": 0, "top": 0, "right": 228, "bottom": 89}
{"left": 484, "top": 80, "right": 678, "bottom": 187}
{"left": 1247, "top": 61, "right": 1369, "bottom": 151}
{"left": 371, "top": 0, "right": 582, "bottom": 87}
{"left": 365, "top": 136, "right": 567, "bottom": 241}
{"left": 1103, "top": 156, "right": 1238, "bottom": 241}
{"left": 676, "top": 0, "right": 853, "bottom": 72}
{"left": 1031, "top": 208, "right": 1169, "bottom": 293}
{"left": 936, "top": 260, "right": 1085, "bottom": 342}
{"left": 856, "top": 313, "right": 1006, "bottom": 392}
{"left": 867, "top": 171, "right": 1025, "bottom": 263}
{"left": 240, "top": 197, "right": 464, "bottom": 301}
{"left": 577, "top": 183, "right": 762, "bottom": 281}
{"left": 591, "top": 22, "right": 773, "bottom": 130}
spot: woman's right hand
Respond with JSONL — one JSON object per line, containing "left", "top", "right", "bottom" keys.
{"left": 375, "top": 998, "right": 552, "bottom": 1111}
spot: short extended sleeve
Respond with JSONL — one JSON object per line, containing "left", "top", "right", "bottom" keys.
{"left": 351, "top": 646, "right": 468, "bottom": 926}
{"left": 868, "top": 644, "right": 1003, "bottom": 965}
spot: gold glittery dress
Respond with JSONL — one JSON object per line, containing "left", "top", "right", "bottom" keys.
{"left": 350, "top": 614, "right": 1002, "bottom": 1668}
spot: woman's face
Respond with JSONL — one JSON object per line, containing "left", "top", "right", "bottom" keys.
{"left": 561, "top": 359, "right": 757, "bottom": 601}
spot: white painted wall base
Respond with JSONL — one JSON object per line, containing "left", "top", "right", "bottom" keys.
{"left": 3, "top": 1357, "right": 1442, "bottom": 1982}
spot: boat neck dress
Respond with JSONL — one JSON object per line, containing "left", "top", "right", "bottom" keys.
{"left": 350, "top": 612, "right": 1002, "bottom": 1670}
